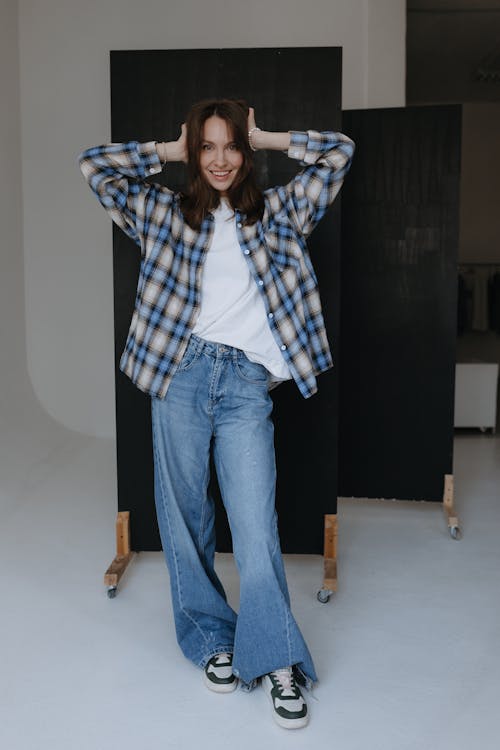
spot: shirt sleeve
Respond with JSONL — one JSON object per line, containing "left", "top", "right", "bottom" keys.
{"left": 274, "top": 130, "right": 355, "bottom": 238}
{"left": 77, "top": 141, "right": 173, "bottom": 249}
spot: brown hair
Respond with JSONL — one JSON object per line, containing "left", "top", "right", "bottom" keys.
{"left": 180, "top": 98, "right": 264, "bottom": 230}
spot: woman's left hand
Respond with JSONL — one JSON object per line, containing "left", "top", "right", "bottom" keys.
{"left": 247, "top": 106, "right": 257, "bottom": 133}
{"left": 247, "top": 107, "right": 261, "bottom": 151}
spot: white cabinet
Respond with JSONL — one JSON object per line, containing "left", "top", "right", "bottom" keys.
{"left": 454, "top": 362, "right": 499, "bottom": 432}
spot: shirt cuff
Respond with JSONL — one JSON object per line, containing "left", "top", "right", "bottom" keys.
{"left": 137, "top": 141, "right": 163, "bottom": 176}
{"left": 287, "top": 131, "right": 309, "bottom": 162}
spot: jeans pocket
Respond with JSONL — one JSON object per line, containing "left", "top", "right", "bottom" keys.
{"left": 234, "top": 354, "right": 269, "bottom": 385}
{"left": 176, "top": 342, "right": 201, "bottom": 372}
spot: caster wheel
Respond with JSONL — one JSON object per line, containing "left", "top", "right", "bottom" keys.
{"left": 449, "top": 526, "right": 462, "bottom": 540}
{"left": 107, "top": 586, "right": 117, "bottom": 598}
{"left": 317, "top": 590, "right": 331, "bottom": 604}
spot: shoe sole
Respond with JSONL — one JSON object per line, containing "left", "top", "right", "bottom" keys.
{"left": 203, "top": 670, "right": 238, "bottom": 693}
{"left": 261, "top": 678, "right": 309, "bottom": 729}
{"left": 273, "top": 714, "right": 309, "bottom": 730}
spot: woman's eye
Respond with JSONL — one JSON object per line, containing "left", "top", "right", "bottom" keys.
{"left": 228, "top": 143, "right": 238, "bottom": 151}
{"left": 202, "top": 144, "right": 212, "bottom": 151}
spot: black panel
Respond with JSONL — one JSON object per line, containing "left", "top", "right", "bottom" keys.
{"left": 110, "top": 48, "right": 342, "bottom": 552}
{"left": 340, "top": 105, "right": 460, "bottom": 501}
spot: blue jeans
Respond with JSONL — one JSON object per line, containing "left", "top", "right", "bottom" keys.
{"left": 151, "top": 334, "right": 317, "bottom": 691}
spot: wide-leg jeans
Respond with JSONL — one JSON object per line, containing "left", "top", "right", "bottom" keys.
{"left": 150, "top": 334, "right": 317, "bottom": 691}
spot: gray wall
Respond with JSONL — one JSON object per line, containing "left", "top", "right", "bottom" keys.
{"left": 407, "top": 2, "right": 500, "bottom": 264}
{"left": 459, "top": 102, "right": 500, "bottom": 264}
{"left": 407, "top": 0, "right": 500, "bottom": 105}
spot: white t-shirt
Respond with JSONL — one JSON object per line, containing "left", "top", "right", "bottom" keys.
{"left": 192, "top": 199, "right": 291, "bottom": 381}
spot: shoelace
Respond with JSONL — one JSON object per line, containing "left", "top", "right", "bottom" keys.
{"left": 271, "top": 667, "right": 319, "bottom": 702}
{"left": 271, "top": 668, "right": 295, "bottom": 695}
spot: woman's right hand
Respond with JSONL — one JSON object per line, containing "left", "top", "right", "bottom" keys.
{"left": 157, "top": 123, "right": 188, "bottom": 164}
{"left": 175, "top": 123, "right": 188, "bottom": 163}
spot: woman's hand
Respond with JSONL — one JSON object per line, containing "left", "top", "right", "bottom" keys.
{"left": 156, "top": 123, "right": 188, "bottom": 164}
{"left": 247, "top": 107, "right": 257, "bottom": 133}
{"left": 176, "top": 123, "right": 188, "bottom": 163}
{"left": 246, "top": 108, "right": 291, "bottom": 152}
{"left": 247, "top": 107, "right": 260, "bottom": 151}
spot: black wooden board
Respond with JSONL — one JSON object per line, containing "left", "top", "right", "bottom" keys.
{"left": 110, "top": 48, "right": 343, "bottom": 552}
{"left": 339, "top": 105, "right": 460, "bottom": 501}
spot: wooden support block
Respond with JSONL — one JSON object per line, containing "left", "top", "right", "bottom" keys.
{"left": 442, "top": 474, "right": 462, "bottom": 538}
{"left": 104, "top": 552, "right": 135, "bottom": 587}
{"left": 323, "top": 558, "right": 337, "bottom": 591}
{"left": 443, "top": 474, "right": 458, "bottom": 525}
{"left": 323, "top": 514, "right": 338, "bottom": 592}
{"left": 115, "top": 510, "right": 131, "bottom": 556}
{"left": 443, "top": 474, "right": 454, "bottom": 515}
{"left": 103, "top": 511, "right": 135, "bottom": 588}
{"left": 324, "top": 513, "right": 338, "bottom": 559}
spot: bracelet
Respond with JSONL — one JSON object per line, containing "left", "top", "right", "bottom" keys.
{"left": 155, "top": 141, "right": 167, "bottom": 166}
{"left": 248, "top": 127, "right": 261, "bottom": 152}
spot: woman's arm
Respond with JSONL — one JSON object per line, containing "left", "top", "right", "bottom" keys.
{"left": 247, "top": 107, "right": 355, "bottom": 238}
{"left": 247, "top": 107, "right": 291, "bottom": 152}
{"left": 251, "top": 130, "right": 291, "bottom": 152}
{"left": 78, "top": 134, "right": 180, "bottom": 249}
{"left": 155, "top": 124, "right": 188, "bottom": 164}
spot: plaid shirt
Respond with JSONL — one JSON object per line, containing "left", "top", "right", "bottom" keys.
{"left": 78, "top": 130, "right": 354, "bottom": 399}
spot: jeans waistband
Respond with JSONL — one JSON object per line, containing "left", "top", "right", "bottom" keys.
{"left": 188, "top": 333, "right": 243, "bottom": 360}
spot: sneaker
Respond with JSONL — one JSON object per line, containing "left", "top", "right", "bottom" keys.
{"left": 261, "top": 667, "right": 309, "bottom": 729}
{"left": 203, "top": 652, "right": 238, "bottom": 693}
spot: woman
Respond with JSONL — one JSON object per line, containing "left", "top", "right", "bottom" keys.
{"left": 78, "top": 99, "right": 354, "bottom": 730}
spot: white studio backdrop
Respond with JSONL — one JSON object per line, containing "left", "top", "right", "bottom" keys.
{"left": 5, "top": 0, "right": 405, "bottom": 439}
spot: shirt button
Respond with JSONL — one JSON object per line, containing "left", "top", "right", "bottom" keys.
{"left": 258, "top": 279, "right": 264, "bottom": 286}
{"left": 237, "top": 222, "right": 242, "bottom": 228}
{"left": 268, "top": 312, "right": 274, "bottom": 319}
{"left": 244, "top": 249, "right": 250, "bottom": 255}
{"left": 280, "top": 344, "right": 286, "bottom": 351}
{"left": 149, "top": 167, "right": 155, "bottom": 173}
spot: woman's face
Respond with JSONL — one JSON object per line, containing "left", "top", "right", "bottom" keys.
{"left": 199, "top": 115, "right": 244, "bottom": 196}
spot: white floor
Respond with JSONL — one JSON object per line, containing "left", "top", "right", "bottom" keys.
{"left": 1, "top": 428, "right": 499, "bottom": 750}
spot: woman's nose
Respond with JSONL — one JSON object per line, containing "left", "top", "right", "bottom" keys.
{"left": 213, "top": 148, "right": 227, "bottom": 165}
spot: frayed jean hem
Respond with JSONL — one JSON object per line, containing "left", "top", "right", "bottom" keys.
{"left": 295, "top": 664, "right": 316, "bottom": 692}
{"left": 237, "top": 664, "right": 317, "bottom": 693}
{"left": 199, "top": 646, "right": 235, "bottom": 670}
{"left": 238, "top": 677, "right": 260, "bottom": 692}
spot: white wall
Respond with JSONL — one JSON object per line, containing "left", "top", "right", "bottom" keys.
{"left": 0, "top": 0, "right": 79, "bottom": 500}
{"left": 16, "top": 0, "right": 406, "bottom": 438}
{"left": 1, "top": 0, "right": 25, "bottom": 407}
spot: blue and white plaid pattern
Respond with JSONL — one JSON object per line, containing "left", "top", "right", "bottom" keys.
{"left": 78, "top": 131, "right": 354, "bottom": 399}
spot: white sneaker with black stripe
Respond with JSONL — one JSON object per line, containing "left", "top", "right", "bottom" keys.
{"left": 203, "top": 652, "right": 238, "bottom": 693}
{"left": 261, "top": 667, "right": 309, "bottom": 729}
